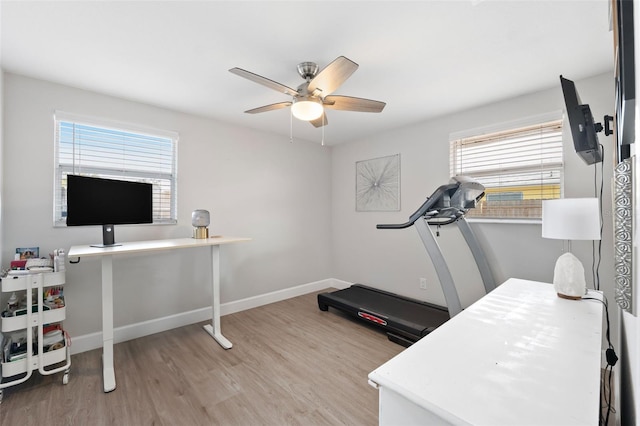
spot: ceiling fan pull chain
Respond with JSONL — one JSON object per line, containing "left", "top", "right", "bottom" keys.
{"left": 321, "top": 118, "right": 325, "bottom": 146}
{"left": 290, "top": 105, "right": 294, "bottom": 143}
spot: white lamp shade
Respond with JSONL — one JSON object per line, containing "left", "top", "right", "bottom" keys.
{"left": 291, "top": 97, "right": 323, "bottom": 121}
{"left": 542, "top": 198, "right": 601, "bottom": 241}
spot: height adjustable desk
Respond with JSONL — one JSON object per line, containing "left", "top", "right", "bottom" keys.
{"left": 68, "top": 236, "right": 250, "bottom": 393}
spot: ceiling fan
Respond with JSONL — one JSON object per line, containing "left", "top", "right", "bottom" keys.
{"left": 229, "top": 56, "right": 386, "bottom": 128}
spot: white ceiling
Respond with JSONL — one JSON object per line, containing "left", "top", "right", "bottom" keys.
{"left": 0, "top": 0, "right": 614, "bottom": 145}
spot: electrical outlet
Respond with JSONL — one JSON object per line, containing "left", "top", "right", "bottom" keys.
{"left": 419, "top": 277, "right": 427, "bottom": 290}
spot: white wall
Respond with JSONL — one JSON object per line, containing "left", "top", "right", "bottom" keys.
{"left": 2, "top": 73, "right": 332, "bottom": 339}
{"left": 331, "top": 72, "right": 615, "bottom": 312}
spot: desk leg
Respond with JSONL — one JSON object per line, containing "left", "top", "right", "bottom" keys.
{"left": 102, "top": 256, "right": 116, "bottom": 392}
{"left": 203, "top": 245, "right": 232, "bottom": 349}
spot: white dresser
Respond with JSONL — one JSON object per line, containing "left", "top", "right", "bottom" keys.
{"left": 368, "top": 278, "right": 604, "bottom": 425}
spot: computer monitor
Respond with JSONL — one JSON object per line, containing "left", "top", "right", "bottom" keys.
{"left": 66, "top": 174, "right": 153, "bottom": 247}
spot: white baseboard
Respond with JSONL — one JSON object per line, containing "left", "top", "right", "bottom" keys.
{"left": 70, "top": 278, "right": 352, "bottom": 355}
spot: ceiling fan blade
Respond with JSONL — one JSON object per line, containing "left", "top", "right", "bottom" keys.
{"left": 324, "top": 95, "right": 386, "bottom": 113}
{"left": 229, "top": 67, "right": 298, "bottom": 97}
{"left": 307, "top": 56, "right": 358, "bottom": 96}
{"left": 245, "top": 101, "right": 292, "bottom": 114}
{"left": 309, "top": 112, "right": 328, "bottom": 128}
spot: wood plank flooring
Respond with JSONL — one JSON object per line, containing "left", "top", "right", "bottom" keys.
{"left": 0, "top": 290, "right": 403, "bottom": 425}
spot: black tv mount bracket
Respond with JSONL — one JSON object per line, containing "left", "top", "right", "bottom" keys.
{"left": 595, "top": 115, "right": 614, "bottom": 136}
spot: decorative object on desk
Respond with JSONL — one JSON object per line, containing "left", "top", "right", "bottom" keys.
{"left": 542, "top": 198, "right": 601, "bottom": 299}
{"left": 356, "top": 154, "right": 400, "bottom": 212}
{"left": 192, "top": 209, "right": 210, "bottom": 239}
{"left": 15, "top": 247, "right": 39, "bottom": 260}
{"left": 614, "top": 157, "right": 634, "bottom": 313}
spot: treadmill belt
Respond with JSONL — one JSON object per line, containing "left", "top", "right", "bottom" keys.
{"left": 318, "top": 284, "right": 450, "bottom": 345}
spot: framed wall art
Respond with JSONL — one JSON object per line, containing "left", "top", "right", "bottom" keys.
{"left": 356, "top": 154, "right": 400, "bottom": 212}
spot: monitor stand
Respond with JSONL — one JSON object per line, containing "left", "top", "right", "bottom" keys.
{"left": 90, "top": 224, "right": 122, "bottom": 248}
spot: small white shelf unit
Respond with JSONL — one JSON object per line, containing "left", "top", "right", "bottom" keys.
{"left": 0, "top": 271, "right": 71, "bottom": 402}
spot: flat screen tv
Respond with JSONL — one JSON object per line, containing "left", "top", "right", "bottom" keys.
{"left": 66, "top": 174, "right": 153, "bottom": 247}
{"left": 560, "top": 75, "right": 603, "bottom": 165}
{"left": 615, "top": 0, "right": 635, "bottom": 162}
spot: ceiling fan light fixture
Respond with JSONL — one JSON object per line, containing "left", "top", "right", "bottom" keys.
{"left": 291, "top": 97, "right": 323, "bottom": 121}
{"left": 230, "top": 56, "right": 385, "bottom": 129}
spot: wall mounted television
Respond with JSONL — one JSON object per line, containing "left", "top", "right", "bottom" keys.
{"left": 66, "top": 174, "right": 153, "bottom": 247}
{"left": 560, "top": 75, "right": 604, "bottom": 165}
{"left": 614, "top": 0, "right": 635, "bottom": 162}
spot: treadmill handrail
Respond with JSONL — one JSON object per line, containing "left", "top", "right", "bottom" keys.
{"left": 376, "top": 183, "right": 458, "bottom": 229}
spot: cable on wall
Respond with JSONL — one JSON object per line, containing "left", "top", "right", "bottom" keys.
{"left": 592, "top": 143, "right": 604, "bottom": 291}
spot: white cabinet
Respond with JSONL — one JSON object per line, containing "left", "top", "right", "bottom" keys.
{"left": 368, "top": 278, "right": 604, "bottom": 425}
{"left": 0, "top": 271, "right": 71, "bottom": 402}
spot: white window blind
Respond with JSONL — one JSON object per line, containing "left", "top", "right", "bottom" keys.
{"left": 449, "top": 118, "right": 563, "bottom": 219}
{"left": 54, "top": 113, "right": 178, "bottom": 226}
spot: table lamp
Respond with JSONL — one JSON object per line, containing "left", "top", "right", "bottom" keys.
{"left": 192, "top": 209, "right": 210, "bottom": 239}
{"left": 541, "top": 198, "right": 601, "bottom": 300}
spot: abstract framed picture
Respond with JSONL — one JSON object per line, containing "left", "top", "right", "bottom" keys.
{"left": 356, "top": 154, "right": 400, "bottom": 212}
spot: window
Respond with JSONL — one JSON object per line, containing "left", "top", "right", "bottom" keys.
{"left": 449, "top": 117, "right": 563, "bottom": 219}
{"left": 54, "top": 112, "right": 178, "bottom": 226}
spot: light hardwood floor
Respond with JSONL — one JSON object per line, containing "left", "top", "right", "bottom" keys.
{"left": 0, "top": 290, "right": 403, "bottom": 425}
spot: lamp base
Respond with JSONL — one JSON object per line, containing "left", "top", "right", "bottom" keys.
{"left": 193, "top": 226, "right": 209, "bottom": 239}
{"left": 556, "top": 292, "right": 582, "bottom": 300}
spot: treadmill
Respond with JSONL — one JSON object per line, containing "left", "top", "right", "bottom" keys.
{"left": 317, "top": 176, "right": 496, "bottom": 347}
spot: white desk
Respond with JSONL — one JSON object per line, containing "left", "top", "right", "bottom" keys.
{"left": 68, "top": 236, "right": 250, "bottom": 393}
{"left": 368, "top": 278, "right": 604, "bottom": 426}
